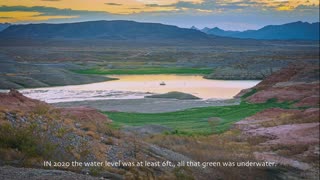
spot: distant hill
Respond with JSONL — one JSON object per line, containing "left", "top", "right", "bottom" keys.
{"left": 0, "top": 20, "right": 210, "bottom": 40}
{"left": 202, "top": 21, "right": 320, "bottom": 40}
{"left": 203, "top": 27, "right": 240, "bottom": 37}
{"left": 0, "top": 23, "right": 10, "bottom": 32}
{"left": 190, "top": 26, "right": 199, "bottom": 30}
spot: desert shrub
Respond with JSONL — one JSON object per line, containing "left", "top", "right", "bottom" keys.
{"left": 0, "top": 123, "right": 39, "bottom": 157}
{"left": 86, "top": 131, "right": 100, "bottom": 139}
{"left": 271, "top": 144, "right": 310, "bottom": 157}
{"left": 261, "top": 111, "right": 319, "bottom": 127}
{"left": 0, "top": 148, "right": 24, "bottom": 161}
{"left": 146, "top": 131, "right": 281, "bottom": 179}
{"left": 246, "top": 136, "right": 270, "bottom": 146}
{"left": 0, "top": 123, "right": 56, "bottom": 160}
{"left": 32, "top": 104, "right": 51, "bottom": 115}
{"left": 123, "top": 166, "right": 157, "bottom": 180}
{"left": 89, "top": 166, "right": 104, "bottom": 176}
{"left": 173, "top": 166, "right": 194, "bottom": 180}
{"left": 56, "top": 127, "right": 68, "bottom": 138}
{"left": 102, "top": 125, "right": 121, "bottom": 138}
{"left": 102, "top": 137, "right": 114, "bottom": 145}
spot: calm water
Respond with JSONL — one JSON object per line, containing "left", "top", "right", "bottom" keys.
{"left": 20, "top": 75, "right": 260, "bottom": 103}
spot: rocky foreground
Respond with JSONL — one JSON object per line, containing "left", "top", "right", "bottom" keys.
{"left": 0, "top": 166, "right": 100, "bottom": 180}
{"left": 0, "top": 64, "right": 319, "bottom": 179}
{"left": 234, "top": 64, "right": 319, "bottom": 177}
{"left": 0, "top": 90, "right": 190, "bottom": 179}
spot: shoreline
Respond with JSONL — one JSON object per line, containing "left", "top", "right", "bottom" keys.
{"left": 53, "top": 98, "right": 241, "bottom": 113}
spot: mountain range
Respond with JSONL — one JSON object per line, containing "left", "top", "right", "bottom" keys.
{"left": 0, "top": 20, "right": 318, "bottom": 41}
{"left": 200, "top": 21, "right": 319, "bottom": 40}
{"left": 0, "top": 20, "right": 209, "bottom": 40}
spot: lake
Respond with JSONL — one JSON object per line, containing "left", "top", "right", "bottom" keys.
{"left": 20, "top": 75, "right": 260, "bottom": 103}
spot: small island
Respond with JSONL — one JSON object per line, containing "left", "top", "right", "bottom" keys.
{"left": 145, "top": 91, "right": 201, "bottom": 100}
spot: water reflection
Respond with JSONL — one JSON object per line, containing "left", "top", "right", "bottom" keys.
{"left": 20, "top": 75, "right": 260, "bottom": 103}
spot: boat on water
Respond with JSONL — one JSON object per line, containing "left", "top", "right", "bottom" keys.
{"left": 160, "top": 82, "right": 166, "bottom": 86}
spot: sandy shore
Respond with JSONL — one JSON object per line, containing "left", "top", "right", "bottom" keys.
{"left": 53, "top": 98, "right": 240, "bottom": 113}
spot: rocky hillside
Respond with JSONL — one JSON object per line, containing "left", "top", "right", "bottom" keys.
{"left": 240, "top": 64, "right": 319, "bottom": 107}
{"left": 0, "top": 166, "right": 100, "bottom": 180}
{"left": 0, "top": 54, "right": 113, "bottom": 89}
{"left": 0, "top": 90, "right": 120, "bottom": 178}
{"left": 0, "top": 90, "right": 186, "bottom": 179}
{"left": 234, "top": 64, "right": 319, "bottom": 178}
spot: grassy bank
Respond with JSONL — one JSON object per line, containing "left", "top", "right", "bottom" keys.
{"left": 104, "top": 99, "right": 292, "bottom": 136}
{"left": 73, "top": 67, "right": 213, "bottom": 75}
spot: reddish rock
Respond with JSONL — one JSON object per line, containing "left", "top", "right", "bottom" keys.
{"left": 235, "top": 64, "right": 319, "bottom": 173}
{"left": 253, "top": 65, "right": 304, "bottom": 90}
{"left": 235, "top": 108, "right": 319, "bottom": 130}
{"left": 254, "top": 152, "right": 311, "bottom": 171}
{"left": 0, "top": 89, "right": 46, "bottom": 111}
{"left": 237, "top": 64, "right": 319, "bottom": 105}
{"left": 247, "top": 83, "right": 319, "bottom": 103}
{"left": 0, "top": 90, "right": 112, "bottom": 126}
{"left": 59, "top": 106, "right": 112, "bottom": 124}
{"left": 246, "top": 122, "right": 319, "bottom": 145}
{"left": 294, "top": 95, "right": 320, "bottom": 107}
{"left": 235, "top": 107, "right": 319, "bottom": 171}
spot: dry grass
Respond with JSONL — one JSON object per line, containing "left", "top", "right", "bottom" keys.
{"left": 0, "top": 122, "right": 56, "bottom": 165}
{"left": 273, "top": 144, "right": 310, "bottom": 157}
{"left": 260, "top": 111, "right": 319, "bottom": 128}
{"left": 146, "top": 130, "right": 279, "bottom": 179}
{"left": 32, "top": 104, "right": 51, "bottom": 116}
{"left": 147, "top": 130, "right": 253, "bottom": 162}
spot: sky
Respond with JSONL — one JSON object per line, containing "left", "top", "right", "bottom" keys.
{"left": 0, "top": 0, "right": 319, "bottom": 30}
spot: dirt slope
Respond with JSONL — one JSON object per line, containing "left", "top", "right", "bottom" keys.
{"left": 235, "top": 64, "right": 319, "bottom": 177}
{"left": 0, "top": 90, "right": 186, "bottom": 179}
{"left": 244, "top": 64, "right": 319, "bottom": 107}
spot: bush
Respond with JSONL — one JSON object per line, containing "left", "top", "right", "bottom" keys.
{"left": 0, "top": 123, "right": 56, "bottom": 159}
{"left": 173, "top": 167, "right": 194, "bottom": 180}
{"left": 0, "top": 123, "right": 39, "bottom": 157}
{"left": 32, "top": 104, "right": 50, "bottom": 115}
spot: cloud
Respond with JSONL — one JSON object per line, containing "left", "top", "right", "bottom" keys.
{"left": 0, "top": 11, "right": 77, "bottom": 22}
{"left": 0, "top": 5, "right": 110, "bottom": 16}
{"left": 0, "top": 17, "right": 13, "bottom": 19}
{"left": 105, "top": 3, "right": 122, "bottom": 6}
{"left": 145, "top": 4, "right": 173, "bottom": 7}
{"left": 0, "top": 0, "right": 318, "bottom": 27}
{"left": 1, "top": 0, "right": 317, "bottom": 17}
{"left": 41, "top": 0, "right": 61, "bottom": 1}
{"left": 0, "top": 6, "right": 111, "bottom": 22}
{"left": 0, "top": 0, "right": 195, "bottom": 14}
{"left": 237, "top": 0, "right": 319, "bottom": 11}
{"left": 170, "top": 0, "right": 319, "bottom": 12}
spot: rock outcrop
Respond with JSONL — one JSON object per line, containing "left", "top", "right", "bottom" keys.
{"left": 145, "top": 91, "right": 200, "bottom": 100}
{"left": 0, "top": 90, "right": 191, "bottom": 179}
{"left": 242, "top": 64, "right": 319, "bottom": 107}
{"left": 234, "top": 64, "right": 319, "bottom": 176}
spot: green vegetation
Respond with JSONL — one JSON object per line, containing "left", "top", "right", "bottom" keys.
{"left": 241, "top": 88, "right": 258, "bottom": 99}
{"left": 0, "top": 123, "right": 55, "bottom": 158}
{"left": 105, "top": 99, "right": 293, "bottom": 136}
{"left": 0, "top": 124, "right": 38, "bottom": 157}
{"left": 73, "top": 67, "right": 213, "bottom": 75}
